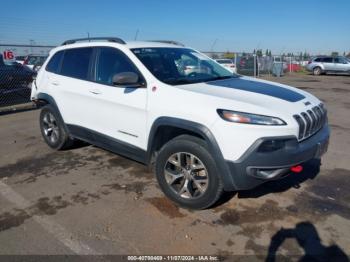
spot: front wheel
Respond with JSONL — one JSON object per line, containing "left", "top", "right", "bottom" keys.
{"left": 155, "top": 135, "right": 224, "bottom": 209}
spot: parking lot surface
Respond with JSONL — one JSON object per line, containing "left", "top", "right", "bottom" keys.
{"left": 0, "top": 74, "right": 349, "bottom": 260}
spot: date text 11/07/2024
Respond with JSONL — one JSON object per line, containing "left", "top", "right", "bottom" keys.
{"left": 127, "top": 255, "right": 220, "bottom": 261}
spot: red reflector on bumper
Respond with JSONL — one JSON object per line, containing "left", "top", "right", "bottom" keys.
{"left": 290, "top": 165, "right": 303, "bottom": 173}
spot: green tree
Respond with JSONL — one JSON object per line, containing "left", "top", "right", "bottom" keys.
{"left": 303, "top": 52, "right": 309, "bottom": 60}
{"left": 223, "top": 52, "right": 235, "bottom": 59}
{"left": 256, "top": 49, "right": 263, "bottom": 57}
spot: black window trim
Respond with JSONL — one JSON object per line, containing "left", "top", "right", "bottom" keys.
{"left": 45, "top": 46, "right": 147, "bottom": 88}
{"left": 91, "top": 46, "right": 147, "bottom": 88}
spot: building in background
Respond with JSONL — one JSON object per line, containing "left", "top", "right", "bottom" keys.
{"left": 0, "top": 44, "right": 54, "bottom": 58}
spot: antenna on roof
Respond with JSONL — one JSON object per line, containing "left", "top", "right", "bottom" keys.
{"left": 134, "top": 29, "right": 139, "bottom": 40}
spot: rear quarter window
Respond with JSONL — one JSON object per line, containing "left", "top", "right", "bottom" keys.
{"left": 46, "top": 51, "right": 64, "bottom": 73}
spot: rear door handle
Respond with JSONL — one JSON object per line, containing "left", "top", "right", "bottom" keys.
{"left": 51, "top": 81, "right": 60, "bottom": 86}
{"left": 89, "top": 89, "right": 102, "bottom": 95}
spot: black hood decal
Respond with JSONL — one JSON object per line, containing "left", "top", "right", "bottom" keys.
{"left": 207, "top": 78, "right": 305, "bottom": 102}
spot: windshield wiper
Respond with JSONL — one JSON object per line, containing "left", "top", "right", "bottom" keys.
{"left": 164, "top": 78, "right": 195, "bottom": 85}
{"left": 207, "top": 75, "right": 238, "bottom": 82}
{"left": 164, "top": 75, "right": 239, "bottom": 85}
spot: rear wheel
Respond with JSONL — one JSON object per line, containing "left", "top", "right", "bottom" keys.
{"left": 313, "top": 67, "right": 322, "bottom": 75}
{"left": 155, "top": 135, "right": 224, "bottom": 209}
{"left": 40, "top": 105, "right": 74, "bottom": 150}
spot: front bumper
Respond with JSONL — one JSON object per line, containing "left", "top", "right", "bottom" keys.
{"left": 225, "top": 124, "right": 330, "bottom": 190}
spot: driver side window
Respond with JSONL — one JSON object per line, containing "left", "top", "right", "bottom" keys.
{"left": 335, "top": 57, "right": 347, "bottom": 64}
{"left": 95, "top": 47, "right": 140, "bottom": 85}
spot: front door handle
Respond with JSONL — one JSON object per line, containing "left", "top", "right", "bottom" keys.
{"left": 51, "top": 81, "right": 60, "bottom": 86}
{"left": 89, "top": 89, "right": 102, "bottom": 95}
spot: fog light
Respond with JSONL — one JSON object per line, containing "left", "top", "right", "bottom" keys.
{"left": 249, "top": 167, "right": 290, "bottom": 179}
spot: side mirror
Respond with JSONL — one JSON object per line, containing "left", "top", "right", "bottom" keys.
{"left": 112, "top": 72, "right": 143, "bottom": 87}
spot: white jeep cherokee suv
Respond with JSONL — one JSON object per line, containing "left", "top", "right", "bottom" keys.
{"left": 31, "top": 37, "right": 330, "bottom": 209}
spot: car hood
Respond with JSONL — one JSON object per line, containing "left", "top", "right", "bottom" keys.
{"left": 174, "top": 76, "right": 321, "bottom": 116}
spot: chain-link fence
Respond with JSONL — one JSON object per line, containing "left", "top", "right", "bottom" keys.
{"left": 256, "top": 54, "right": 309, "bottom": 77}
{"left": 204, "top": 51, "right": 310, "bottom": 77}
{"left": 0, "top": 44, "right": 54, "bottom": 112}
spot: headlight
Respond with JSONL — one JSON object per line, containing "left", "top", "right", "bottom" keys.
{"left": 217, "top": 109, "right": 286, "bottom": 126}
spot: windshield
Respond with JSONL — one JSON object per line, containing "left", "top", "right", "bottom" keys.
{"left": 27, "top": 56, "right": 47, "bottom": 65}
{"left": 131, "top": 48, "right": 238, "bottom": 85}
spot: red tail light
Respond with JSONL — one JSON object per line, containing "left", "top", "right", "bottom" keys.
{"left": 290, "top": 165, "right": 303, "bottom": 173}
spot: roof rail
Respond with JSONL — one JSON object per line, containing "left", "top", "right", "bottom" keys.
{"left": 61, "top": 37, "right": 126, "bottom": 45}
{"left": 148, "top": 40, "right": 184, "bottom": 46}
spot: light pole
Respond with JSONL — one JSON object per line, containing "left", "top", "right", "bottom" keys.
{"left": 29, "top": 39, "right": 35, "bottom": 54}
{"left": 210, "top": 38, "right": 218, "bottom": 58}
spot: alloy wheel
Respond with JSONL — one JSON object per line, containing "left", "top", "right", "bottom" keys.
{"left": 164, "top": 152, "right": 209, "bottom": 199}
{"left": 42, "top": 112, "right": 60, "bottom": 144}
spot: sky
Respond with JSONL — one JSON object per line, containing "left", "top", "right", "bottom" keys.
{"left": 0, "top": 0, "right": 349, "bottom": 55}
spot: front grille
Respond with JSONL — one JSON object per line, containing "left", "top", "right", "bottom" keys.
{"left": 293, "top": 103, "right": 327, "bottom": 141}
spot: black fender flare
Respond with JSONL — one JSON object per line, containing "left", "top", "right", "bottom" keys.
{"left": 147, "top": 117, "right": 237, "bottom": 191}
{"left": 36, "top": 93, "right": 69, "bottom": 133}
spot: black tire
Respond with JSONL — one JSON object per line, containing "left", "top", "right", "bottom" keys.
{"left": 39, "top": 105, "right": 74, "bottom": 150}
{"left": 155, "top": 135, "right": 224, "bottom": 209}
{"left": 313, "top": 67, "right": 322, "bottom": 76}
